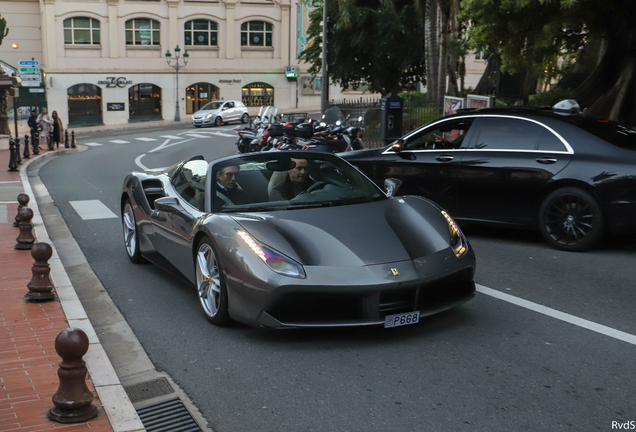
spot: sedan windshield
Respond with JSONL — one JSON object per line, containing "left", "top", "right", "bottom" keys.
{"left": 200, "top": 101, "right": 223, "bottom": 111}
{"left": 212, "top": 152, "right": 386, "bottom": 213}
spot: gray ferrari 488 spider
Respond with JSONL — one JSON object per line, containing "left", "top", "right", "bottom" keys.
{"left": 121, "top": 151, "right": 476, "bottom": 328}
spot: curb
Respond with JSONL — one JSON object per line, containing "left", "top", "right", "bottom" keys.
{"left": 18, "top": 149, "right": 146, "bottom": 432}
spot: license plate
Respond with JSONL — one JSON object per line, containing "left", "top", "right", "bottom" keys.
{"left": 384, "top": 311, "right": 420, "bottom": 328}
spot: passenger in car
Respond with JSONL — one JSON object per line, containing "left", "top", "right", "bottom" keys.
{"left": 268, "top": 158, "right": 315, "bottom": 201}
{"left": 215, "top": 165, "right": 250, "bottom": 207}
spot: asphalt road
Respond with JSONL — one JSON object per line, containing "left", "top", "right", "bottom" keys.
{"left": 38, "top": 124, "right": 636, "bottom": 432}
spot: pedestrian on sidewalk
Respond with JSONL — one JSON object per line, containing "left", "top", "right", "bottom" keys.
{"left": 52, "top": 110, "right": 64, "bottom": 149}
{"left": 37, "top": 107, "right": 53, "bottom": 150}
{"left": 28, "top": 109, "right": 38, "bottom": 146}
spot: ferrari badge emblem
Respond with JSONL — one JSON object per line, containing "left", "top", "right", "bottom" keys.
{"left": 391, "top": 268, "right": 399, "bottom": 276}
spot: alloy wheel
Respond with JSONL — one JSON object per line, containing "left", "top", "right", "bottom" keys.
{"left": 543, "top": 193, "right": 595, "bottom": 247}
{"left": 195, "top": 243, "right": 222, "bottom": 318}
{"left": 122, "top": 203, "right": 137, "bottom": 258}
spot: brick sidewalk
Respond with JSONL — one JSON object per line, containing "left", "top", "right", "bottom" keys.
{"left": 0, "top": 148, "right": 114, "bottom": 431}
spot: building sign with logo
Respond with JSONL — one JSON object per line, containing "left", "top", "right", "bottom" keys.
{"left": 107, "top": 103, "right": 126, "bottom": 111}
{"left": 98, "top": 77, "right": 133, "bottom": 88}
{"left": 219, "top": 79, "right": 242, "bottom": 84}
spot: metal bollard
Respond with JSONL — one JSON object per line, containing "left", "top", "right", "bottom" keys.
{"left": 15, "top": 137, "right": 22, "bottom": 165}
{"left": 25, "top": 242, "right": 55, "bottom": 302}
{"left": 47, "top": 328, "right": 99, "bottom": 423}
{"left": 8, "top": 138, "right": 18, "bottom": 172}
{"left": 23, "top": 134, "right": 30, "bottom": 159}
{"left": 48, "top": 130, "right": 54, "bottom": 150}
{"left": 65, "top": 129, "right": 69, "bottom": 148}
{"left": 15, "top": 207, "right": 35, "bottom": 250}
{"left": 32, "top": 132, "right": 40, "bottom": 155}
{"left": 71, "top": 131, "right": 76, "bottom": 149}
{"left": 13, "top": 193, "right": 29, "bottom": 227}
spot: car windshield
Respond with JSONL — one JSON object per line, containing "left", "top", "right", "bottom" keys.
{"left": 212, "top": 152, "right": 386, "bottom": 213}
{"left": 201, "top": 101, "right": 223, "bottom": 111}
{"left": 575, "top": 117, "right": 636, "bottom": 150}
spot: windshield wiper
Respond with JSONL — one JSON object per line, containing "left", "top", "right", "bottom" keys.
{"left": 220, "top": 205, "right": 284, "bottom": 213}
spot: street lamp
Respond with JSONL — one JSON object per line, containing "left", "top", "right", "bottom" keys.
{"left": 165, "top": 45, "right": 189, "bottom": 121}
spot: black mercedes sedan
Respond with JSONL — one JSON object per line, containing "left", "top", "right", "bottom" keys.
{"left": 121, "top": 151, "right": 476, "bottom": 328}
{"left": 341, "top": 106, "right": 636, "bottom": 251}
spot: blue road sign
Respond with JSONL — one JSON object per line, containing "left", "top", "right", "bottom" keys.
{"left": 19, "top": 60, "right": 39, "bottom": 66}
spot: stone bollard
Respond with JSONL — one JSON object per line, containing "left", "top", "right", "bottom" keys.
{"left": 71, "top": 131, "right": 76, "bottom": 149}
{"left": 23, "top": 134, "right": 31, "bottom": 159}
{"left": 65, "top": 129, "right": 69, "bottom": 148}
{"left": 48, "top": 328, "right": 99, "bottom": 423}
{"left": 25, "top": 242, "right": 55, "bottom": 302}
{"left": 15, "top": 207, "right": 35, "bottom": 250}
{"left": 8, "top": 138, "right": 18, "bottom": 172}
{"left": 13, "top": 193, "right": 30, "bottom": 227}
{"left": 15, "top": 137, "right": 22, "bottom": 165}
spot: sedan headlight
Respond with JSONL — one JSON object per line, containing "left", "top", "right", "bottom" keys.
{"left": 237, "top": 230, "right": 306, "bottom": 278}
{"left": 205, "top": 113, "right": 214, "bottom": 118}
{"left": 441, "top": 211, "right": 468, "bottom": 257}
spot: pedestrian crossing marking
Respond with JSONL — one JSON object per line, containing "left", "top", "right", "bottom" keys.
{"left": 110, "top": 140, "right": 130, "bottom": 144}
{"left": 135, "top": 137, "right": 157, "bottom": 141}
{"left": 84, "top": 142, "right": 103, "bottom": 147}
{"left": 160, "top": 135, "right": 183, "bottom": 140}
{"left": 184, "top": 134, "right": 210, "bottom": 138}
{"left": 212, "top": 132, "right": 237, "bottom": 138}
{"left": 69, "top": 200, "right": 118, "bottom": 220}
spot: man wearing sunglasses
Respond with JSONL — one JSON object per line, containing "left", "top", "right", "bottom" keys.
{"left": 215, "top": 165, "right": 249, "bottom": 207}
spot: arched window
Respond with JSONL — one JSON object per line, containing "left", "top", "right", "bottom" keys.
{"left": 125, "top": 19, "right": 160, "bottom": 46}
{"left": 241, "top": 21, "right": 272, "bottom": 47}
{"left": 67, "top": 84, "right": 103, "bottom": 127}
{"left": 185, "top": 20, "right": 218, "bottom": 46}
{"left": 64, "top": 17, "right": 100, "bottom": 45}
{"left": 242, "top": 82, "right": 274, "bottom": 107}
{"left": 186, "top": 83, "right": 220, "bottom": 114}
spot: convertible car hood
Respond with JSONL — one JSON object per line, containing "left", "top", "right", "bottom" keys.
{"left": 231, "top": 197, "right": 451, "bottom": 267}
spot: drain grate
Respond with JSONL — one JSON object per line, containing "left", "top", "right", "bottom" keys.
{"left": 136, "top": 397, "right": 202, "bottom": 432}
{"left": 124, "top": 378, "right": 174, "bottom": 404}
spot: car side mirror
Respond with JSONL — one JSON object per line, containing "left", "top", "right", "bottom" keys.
{"left": 384, "top": 178, "right": 403, "bottom": 198}
{"left": 222, "top": 106, "right": 228, "bottom": 110}
{"left": 154, "top": 197, "right": 184, "bottom": 213}
{"left": 392, "top": 138, "right": 405, "bottom": 153}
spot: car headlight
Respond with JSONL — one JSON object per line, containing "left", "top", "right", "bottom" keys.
{"left": 237, "top": 230, "right": 306, "bottom": 278}
{"left": 205, "top": 113, "right": 213, "bottom": 118}
{"left": 441, "top": 211, "right": 468, "bottom": 257}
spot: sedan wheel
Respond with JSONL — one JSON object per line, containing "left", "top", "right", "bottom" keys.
{"left": 539, "top": 187, "right": 604, "bottom": 251}
{"left": 122, "top": 200, "right": 144, "bottom": 263}
{"left": 215, "top": 116, "right": 223, "bottom": 127}
{"left": 195, "top": 239, "right": 231, "bottom": 325}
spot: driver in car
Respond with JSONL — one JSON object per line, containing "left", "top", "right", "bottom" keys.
{"left": 215, "top": 165, "right": 250, "bottom": 207}
{"left": 269, "top": 158, "right": 315, "bottom": 201}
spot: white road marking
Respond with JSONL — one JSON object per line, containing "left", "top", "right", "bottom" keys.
{"left": 83, "top": 142, "right": 103, "bottom": 147}
{"left": 0, "top": 181, "right": 21, "bottom": 183}
{"left": 110, "top": 140, "right": 130, "bottom": 144}
{"left": 134, "top": 154, "right": 150, "bottom": 171}
{"left": 184, "top": 133, "right": 210, "bottom": 138}
{"left": 160, "top": 135, "right": 183, "bottom": 139}
{"left": 476, "top": 284, "right": 636, "bottom": 346}
{"left": 136, "top": 137, "right": 198, "bottom": 170}
{"left": 211, "top": 132, "right": 237, "bottom": 137}
{"left": 69, "top": 200, "right": 118, "bottom": 220}
{"left": 135, "top": 137, "right": 157, "bottom": 141}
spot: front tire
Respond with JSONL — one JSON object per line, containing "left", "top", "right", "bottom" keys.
{"left": 195, "top": 238, "right": 231, "bottom": 326}
{"left": 538, "top": 187, "right": 604, "bottom": 251}
{"left": 214, "top": 116, "right": 223, "bottom": 127}
{"left": 122, "top": 199, "right": 144, "bottom": 263}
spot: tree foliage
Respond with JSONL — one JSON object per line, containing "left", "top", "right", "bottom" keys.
{"left": 461, "top": 0, "right": 636, "bottom": 124}
{"left": 299, "top": 0, "right": 427, "bottom": 96}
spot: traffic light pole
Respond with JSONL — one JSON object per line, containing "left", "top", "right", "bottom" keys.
{"left": 320, "top": 0, "right": 328, "bottom": 114}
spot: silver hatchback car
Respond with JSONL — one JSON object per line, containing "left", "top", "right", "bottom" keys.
{"left": 192, "top": 100, "right": 250, "bottom": 128}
